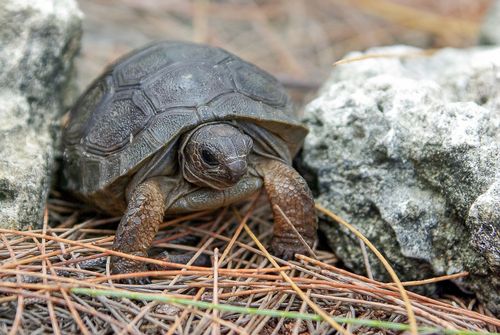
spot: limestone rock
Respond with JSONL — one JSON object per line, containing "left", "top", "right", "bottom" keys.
{"left": 0, "top": 0, "right": 82, "bottom": 229}
{"left": 303, "top": 46, "right": 500, "bottom": 314}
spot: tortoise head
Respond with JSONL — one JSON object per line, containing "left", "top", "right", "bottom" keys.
{"left": 180, "top": 123, "right": 253, "bottom": 190}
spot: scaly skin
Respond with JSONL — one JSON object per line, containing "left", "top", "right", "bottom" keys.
{"left": 257, "top": 159, "right": 317, "bottom": 259}
{"left": 110, "top": 157, "right": 317, "bottom": 283}
{"left": 110, "top": 178, "right": 165, "bottom": 284}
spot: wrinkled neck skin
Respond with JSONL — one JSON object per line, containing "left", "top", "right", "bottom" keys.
{"left": 180, "top": 122, "right": 254, "bottom": 190}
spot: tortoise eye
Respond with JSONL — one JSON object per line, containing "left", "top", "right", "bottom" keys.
{"left": 201, "top": 149, "right": 217, "bottom": 165}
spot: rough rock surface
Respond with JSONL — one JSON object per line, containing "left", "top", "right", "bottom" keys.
{"left": 0, "top": 0, "right": 81, "bottom": 229}
{"left": 480, "top": 0, "right": 500, "bottom": 45}
{"left": 302, "top": 46, "right": 500, "bottom": 314}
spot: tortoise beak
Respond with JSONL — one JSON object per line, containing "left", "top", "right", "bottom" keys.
{"left": 226, "top": 160, "right": 247, "bottom": 184}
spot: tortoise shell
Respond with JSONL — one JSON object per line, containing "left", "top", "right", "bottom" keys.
{"left": 63, "top": 41, "right": 307, "bottom": 199}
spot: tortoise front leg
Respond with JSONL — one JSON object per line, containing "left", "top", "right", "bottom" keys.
{"left": 110, "top": 178, "right": 166, "bottom": 284}
{"left": 256, "top": 159, "right": 317, "bottom": 259}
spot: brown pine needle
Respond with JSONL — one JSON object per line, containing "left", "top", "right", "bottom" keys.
{"left": 1, "top": 194, "right": 497, "bottom": 334}
{"left": 315, "top": 204, "right": 419, "bottom": 335}
{"left": 2, "top": 234, "right": 24, "bottom": 335}
{"left": 165, "top": 196, "right": 259, "bottom": 335}
{"left": 0, "top": 230, "right": 210, "bottom": 271}
{"left": 273, "top": 204, "right": 317, "bottom": 258}
{"left": 41, "top": 209, "right": 62, "bottom": 335}
{"left": 212, "top": 248, "right": 220, "bottom": 335}
{"left": 242, "top": 222, "right": 352, "bottom": 335}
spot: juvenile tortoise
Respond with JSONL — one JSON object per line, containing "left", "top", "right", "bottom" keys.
{"left": 63, "top": 41, "right": 317, "bottom": 282}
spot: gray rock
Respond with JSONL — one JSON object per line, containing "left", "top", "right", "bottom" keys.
{"left": 0, "top": 0, "right": 82, "bottom": 229}
{"left": 480, "top": 0, "right": 500, "bottom": 45}
{"left": 303, "top": 46, "right": 500, "bottom": 314}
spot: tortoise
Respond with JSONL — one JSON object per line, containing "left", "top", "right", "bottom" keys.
{"left": 62, "top": 41, "right": 317, "bottom": 282}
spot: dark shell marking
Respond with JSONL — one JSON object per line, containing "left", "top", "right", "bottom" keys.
{"left": 63, "top": 41, "right": 307, "bottom": 196}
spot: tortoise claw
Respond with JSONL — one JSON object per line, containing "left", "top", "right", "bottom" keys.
{"left": 110, "top": 255, "right": 151, "bottom": 285}
{"left": 120, "top": 276, "right": 152, "bottom": 285}
{"left": 271, "top": 237, "right": 312, "bottom": 260}
{"left": 151, "top": 252, "right": 212, "bottom": 270}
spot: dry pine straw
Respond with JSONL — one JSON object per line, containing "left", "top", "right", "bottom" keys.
{"left": 0, "top": 193, "right": 498, "bottom": 335}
